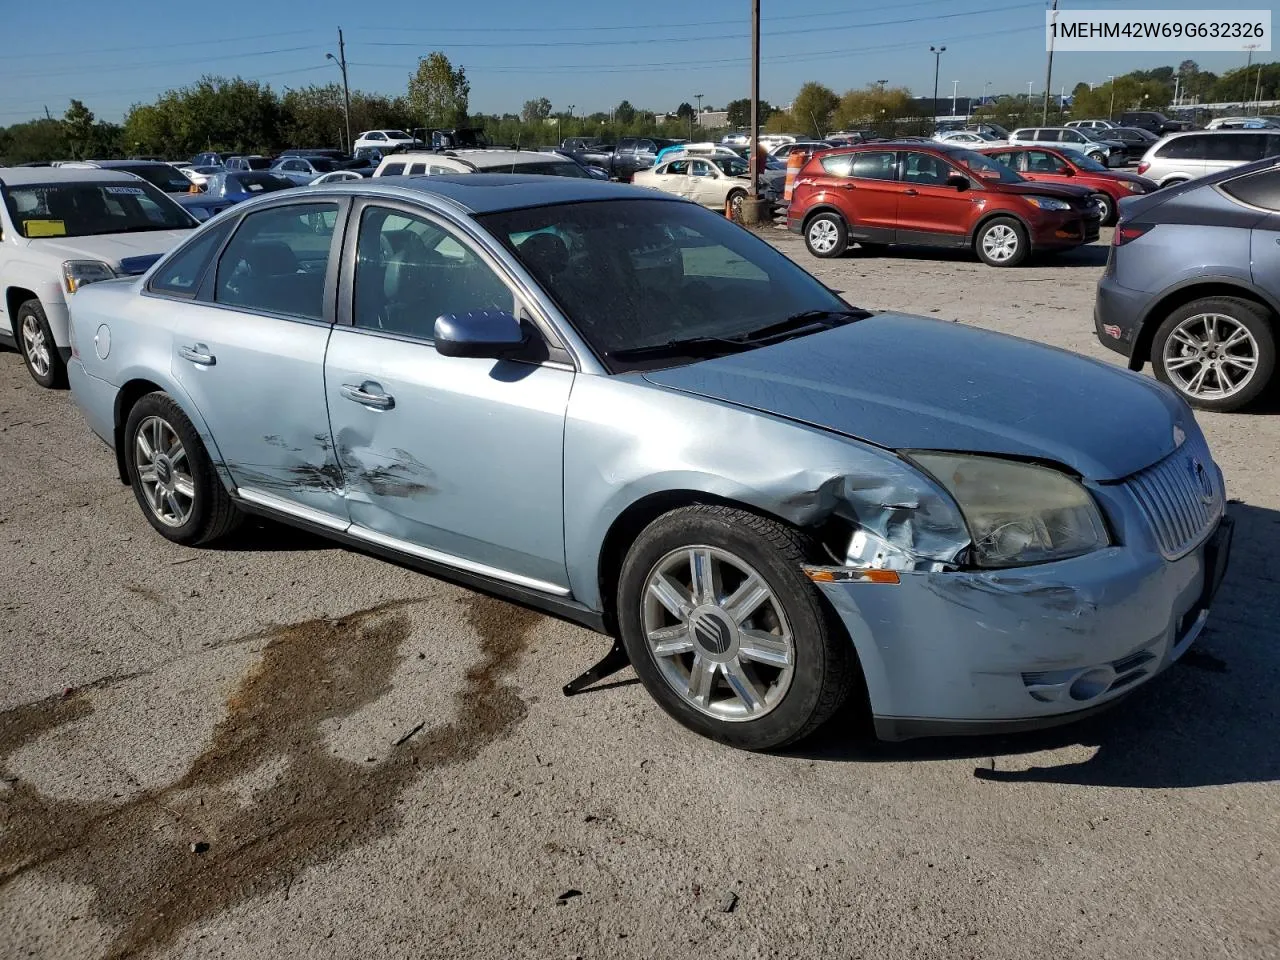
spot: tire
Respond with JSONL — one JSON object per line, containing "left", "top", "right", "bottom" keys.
{"left": 15, "top": 299, "right": 66, "bottom": 389}
{"left": 1092, "top": 192, "right": 1115, "bottom": 225}
{"left": 974, "top": 216, "right": 1029, "bottom": 267}
{"left": 726, "top": 189, "right": 747, "bottom": 221}
{"left": 804, "top": 212, "right": 848, "bottom": 258}
{"left": 616, "top": 504, "right": 856, "bottom": 750}
{"left": 1151, "top": 297, "right": 1276, "bottom": 412}
{"left": 124, "top": 392, "right": 242, "bottom": 545}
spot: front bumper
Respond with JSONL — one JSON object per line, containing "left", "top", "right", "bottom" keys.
{"left": 1029, "top": 209, "right": 1101, "bottom": 249}
{"left": 816, "top": 517, "right": 1232, "bottom": 740}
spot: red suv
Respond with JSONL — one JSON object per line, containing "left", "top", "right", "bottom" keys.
{"left": 788, "top": 142, "right": 1101, "bottom": 267}
{"left": 976, "top": 145, "right": 1156, "bottom": 224}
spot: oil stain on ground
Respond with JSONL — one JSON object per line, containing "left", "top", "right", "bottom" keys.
{"left": 0, "top": 594, "right": 542, "bottom": 958}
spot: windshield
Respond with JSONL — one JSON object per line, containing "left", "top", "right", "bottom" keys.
{"left": 239, "top": 157, "right": 272, "bottom": 170}
{"left": 115, "top": 164, "right": 195, "bottom": 194}
{"left": 714, "top": 157, "right": 750, "bottom": 176}
{"left": 481, "top": 160, "right": 590, "bottom": 178}
{"left": 479, "top": 199, "right": 850, "bottom": 372}
{"left": 385, "top": 131, "right": 411, "bottom": 139}
{"left": 3, "top": 181, "right": 195, "bottom": 238}
{"left": 951, "top": 149, "right": 1024, "bottom": 184}
{"left": 308, "top": 158, "right": 340, "bottom": 172}
{"left": 1068, "top": 150, "right": 1109, "bottom": 172}
{"left": 228, "top": 173, "right": 294, "bottom": 193}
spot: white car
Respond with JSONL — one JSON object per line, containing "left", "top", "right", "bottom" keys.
{"left": 372, "top": 149, "right": 593, "bottom": 179}
{"left": 310, "top": 170, "right": 365, "bottom": 184}
{"left": 933, "top": 130, "right": 1008, "bottom": 147}
{"left": 181, "top": 164, "right": 224, "bottom": 188}
{"left": 1136, "top": 129, "right": 1280, "bottom": 187}
{"left": 353, "top": 129, "right": 422, "bottom": 152}
{"left": 1065, "top": 119, "right": 1119, "bottom": 130}
{"left": 1205, "top": 116, "right": 1279, "bottom": 130}
{"left": 632, "top": 154, "right": 754, "bottom": 216}
{"left": 0, "top": 168, "right": 195, "bottom": 387}
{"left": 757, "top": 133, "right": 798, "bottom": 149}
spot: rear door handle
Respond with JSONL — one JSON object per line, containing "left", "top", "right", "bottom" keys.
{"left": 902, "top": 188, "right": 919, "bottom": 196}
{"left": 340, "top": 382, "right": 395, "bottom": 411}
{"left": 838, "top": 182, "right": 856, "bottom": 189}
{"left": 178, "top": 344, "right": 215, "bottom": 366}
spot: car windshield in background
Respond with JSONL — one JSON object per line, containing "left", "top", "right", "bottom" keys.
{"left": 117, "top": 164, "right": 195, "bottom": 193}
{"left": 385, "top": 131, "right": 411, "bottom": 139}
{"left": 485, "top": 161, "right": 590, "bottom": 178}
{"left": 231, "top": 173, "right": 294, "bottom": 192}
{"left": 308, "top": 158, "right": 341, "bottom": 172}
{"left": 3, "top": 181, "right": 194, "bottom": 238}
{"left": 239, "top": 157, "right": 273, "bottom": 170}
{"left": 1070, "top": 151, "right": 1110, "bottom": 172}
{"left": 714, "top": 157, "right": 750, "bottom": 177}
{"left": 479, "top": 198, "right": 852, "bottom": 371}
{"left": 952, "top": 149, "right": 1024, "bottom": 184}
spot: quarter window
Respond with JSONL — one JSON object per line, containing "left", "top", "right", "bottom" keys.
{"left": 352, "top": 207, "right": 513, "bottom": 340}
{"left": 149, "top": 221, "right": 233, "bottom": 297}
{"left": 214, "top": 203, "right": 338, "bottom": 320}
{"left": 381, "top": 162, "right": 406, "bottom": 177}
{"left": 1221, "top": 170, "right": 1280, "bottom": 211}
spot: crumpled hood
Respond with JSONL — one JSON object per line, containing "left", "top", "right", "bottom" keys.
{"left": 32, "top": 231, "right": 192, "bottom": 271}
{"left": 643, "top": 314, "right": 1188, "bottom": 481}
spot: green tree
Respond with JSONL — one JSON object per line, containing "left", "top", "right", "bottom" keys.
{"left": 614, "top": 100, "right": 637, "bottom": 125}
{"left": 408, "top": 52, "right": 470, "bottom": 128}
{"left": 832, "top": 84, "right": 915, "bottom": 129}
{"left": 0, "top": 118, "right": 69, "bottom": 164}
{"left": 281, "top": 84, "right": 347, "bottom": 149}
{"left": 791, "top": 82, "right": 839, "bottom": 137}
{"left": 63, "top": 99, "right": 97, "bottom": 159}
{"left": 675, "top": 102, "right": 694, "bottom": 120}
{"left": 521, "top": 97, "right": 552, "bottom": 123}
{"left": 725, "top": 98, "right": 773, "bottom": 129}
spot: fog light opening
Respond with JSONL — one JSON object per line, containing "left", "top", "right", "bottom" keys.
{"left": 1068, "top": 667, "right": 1115, "bottom": 702}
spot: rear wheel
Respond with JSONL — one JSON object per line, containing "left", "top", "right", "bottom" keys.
{"left": 974, "top": 217, "right": 1029, "bottom": 267}
{"left": 616, "top": 505, "right": 856, "bottom": 750}
{"left": 16, "top": 299, "right": 66, "bottom": 389}
{"left": 1151, "top": 297, "right": 1275, "bottom": 412}
{"left": 124, "top": 392, "right": 242, "bottom": 545}
{"left": 804, "top": 213, "right": 848, "bottom": 258}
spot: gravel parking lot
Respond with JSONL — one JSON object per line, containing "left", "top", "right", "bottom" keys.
{"left": 3, "top": 229, "right": 1278, "bottom": 960}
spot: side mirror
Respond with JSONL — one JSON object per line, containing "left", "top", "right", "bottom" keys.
{"left": 946, "top": 173, "right": 970, "bottom": 191}
{"left": 434, "top": 310, "right": 527, "bottom": 359}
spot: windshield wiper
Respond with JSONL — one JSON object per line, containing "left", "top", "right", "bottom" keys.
{"left": 607, "top": 335, "right": 756, "bottom": 361}
{"left": 737, "top": 307, "right": 870, "bottom": 343}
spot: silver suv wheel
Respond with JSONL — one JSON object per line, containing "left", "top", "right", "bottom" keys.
{"left": 1161, "top": 312, "right": 1259, "bottom": 401}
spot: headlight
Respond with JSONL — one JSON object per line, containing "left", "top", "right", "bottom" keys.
{"left": 908, "top": 453, "right": 1109, "bottom": 567}
{"left": 62, "top": 260, "right": 115, "bottom": 294}
{"left": 1122, "top": 181, "right": 1146, "bottom": 193}
{"left": 1024, "top": 196, "right": 1071, "bottom": 211}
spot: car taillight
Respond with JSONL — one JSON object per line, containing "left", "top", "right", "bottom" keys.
{"left": 1136, "top": 160, "right": 1150, "bottom": 175}
{"left": 1113, "top": 222, "right": 1152, "bottom": 246}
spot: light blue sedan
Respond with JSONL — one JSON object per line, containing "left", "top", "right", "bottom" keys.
{"left": 65, "top": 176, "right": 1231, "bottom": 750}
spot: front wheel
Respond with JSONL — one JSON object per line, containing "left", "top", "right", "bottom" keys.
{"left": 1151, "top": 297, "right": 1276, "bottom": 412}
{"left": 804, "top": 213, "right": 848, "bottom": 258}
{"left": 124, "top": 392, "right": 243, "bottom": 544}
{"left": 16, "top": 299, "right": 66, "bottom": 389}
{"left": 726, "top": 189, "right": 747, "bottom": 221}
{"left": 616, "top": 505, "right": 856, "bottom": 750}
{"left": 1093, "top": 192, "right": 1115, "bottom": 225}
{"left": 974, "top": 217, "right": 1029, "bottom": 267}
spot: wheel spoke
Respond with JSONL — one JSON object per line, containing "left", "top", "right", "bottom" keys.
{"left": 137, "top": 466, "right": 158, "bottom": 484}
{"left": 1164, "top": 355, "right": 1200, "bottom": 371}
{"left": 721, "top": 574, "right": 770, "bottom": 626}
{"left": 738, "top": 628, "right": 792, "bottom": 668}
{"left": 688, "top": 548, "right": 717, "bottom": 605}
{"left": 1221, "top": 327, "right": 1251, "bottom": 349}
{"left": 136, "top": 431, "right": 154, "bottom": 461}
{"left": 648, "top": 573, "right": 692, "bottom": 620}
{"left": 1222, "top": 355, "right": 1256, "bottom": 371}
{"left": 647, "top": 623, "right": 694, "bottom": 657}
{"left": 1171, "top": 330, "right": 1202, "bottom": 350}
{"left": 687, "top": 655, "right": 716, "bottom": 706}
{"left": 1187, "top": 364, "right": 1210, "bottom": 394}
{"left": 166, "top": 492, "right": 183, "bottom": 519}
{"left": 173, "top": 476, "right": 196, "bottom": 500}
{"left": 722, "top": 659, "right": 765, "bottom": 714}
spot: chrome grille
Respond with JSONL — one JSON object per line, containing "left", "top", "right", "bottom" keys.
{"left": 1124, "top": 437, "right": 1223, "bottom": 560}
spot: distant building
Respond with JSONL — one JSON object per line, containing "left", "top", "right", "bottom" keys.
{"left": 698, "top": 110, "right": 729, "bottom": 127}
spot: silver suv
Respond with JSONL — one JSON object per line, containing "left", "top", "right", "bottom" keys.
{"left": 1009, "top": 127, "right": 1118, "bottom": 166}
{"left": 1136, "top": 130, "right": 1280, "bottom": 187}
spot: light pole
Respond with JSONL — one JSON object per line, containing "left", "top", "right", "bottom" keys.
{"left": 876, "top": 79, "right": 888, "bottom": 92}
{"left": 1254, "top": 66, "right": 1264, "bottom": 115}
{"left": 749, "top": 0, "right": 761, "bottom": 212}
{"left": 982, "top": 80, "right": 991, "bottom": 106}
{"left": 1042, "top": 0, "right": 1058, "bottom": 124}
{"left": 930, "top": 46, "right": 946, "bottom": 123}
{"left": 567, "top": 104, "right": 575, "bottom": 139}
{"left": 1244, "top": 44, "right": 1260, "bottom": 110}
{"left": 1107, "top": 75, "right": 1115, "bottom": 119}
{"left": 695, "top": 92, "right": 704, "bottom": 127}
{"left": 951, "top": 80, "right": 959, "bottom": 118}
{"left": 325, "top": 27, "right": 351, "bottom": 154}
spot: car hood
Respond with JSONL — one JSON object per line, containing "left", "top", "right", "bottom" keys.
{"left": 30, "top": 231, "right": 192, "bottom": 272}
{"left": 994, "top": 180, "right": 1095, "bottom": 200}
{"left": 642, "top": 314, "right": 1186, "bottom": 481}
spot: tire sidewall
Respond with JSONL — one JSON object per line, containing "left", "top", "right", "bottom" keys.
{"left": 16, "top": 300, "right": 65, "bottom": 389}
{"left": 975, "top": 217, "right": 1028, "bottom": 267}
{"left": 1151, "top": 298, "right": 1276, "bottom": 412}
{"left": 1094, "top": 193, "right": 1115, "bottom": 225}
{"left": 804, "top": 213, "right": 848, "bottom": 259}
{"left": 124, "top": 392, "right": 221, "bottom": 544}
{"left": 616, "top": 509, "right": 840, "bottom": 750}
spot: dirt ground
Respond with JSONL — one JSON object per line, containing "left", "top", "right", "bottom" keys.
{"left": 2, "top": 229, "right": 1278, "bottom": 960}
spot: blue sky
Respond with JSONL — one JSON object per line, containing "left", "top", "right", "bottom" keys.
{"left": 0, "top": 0, "right": 1272, "bottom": 124}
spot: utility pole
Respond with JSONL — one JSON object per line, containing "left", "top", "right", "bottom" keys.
{"left": 749, "top": 0, "right": 760, "bottom": 205}
{"left": 1254, "top": 66, "right": 1263, "bottom": 115}
{"left": 43, "top": 105, "right": 51, "bottom": 120}
{"left": 567, "top": 104, "right": 575, "bottom": 140}
{"left": 930, "top": 46, "right": 946, "bottom": 123}
{"left": 1042, "top": 0, "right": 1058, "bottom": 124}
{"left": 876, "top": 79, "right": 888, "bottom": 92}
{"left": 951, "top": 80, "right": 959, "bottom": 118}
{"left": 326, "top": 28, "right": 352, "bottom": 153}
{"left": 695, "top": 92, "right": 704, "bottom": 125}
{"left": 1107, "top": 76, "right": 1115, "bottom": 119}
{"left": 1243, "top": 44, "right": 1260, "bottom": 110}
{"left": 1172, "top": 75, "right": 1180, "bottom": 108}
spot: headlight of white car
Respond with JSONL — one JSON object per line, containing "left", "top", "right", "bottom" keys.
{"left": 62, "top": 260, "right": 116, "bottom": 294}
{"left": 908, "top": 452, "right": 1110, "bottom": 567}
{"left": 1023, "top": 196, "right": 1072, "bottom": 211}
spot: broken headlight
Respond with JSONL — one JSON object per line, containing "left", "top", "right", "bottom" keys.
{"left": 908, "top": 453, "right": 1109, "bottom": 568}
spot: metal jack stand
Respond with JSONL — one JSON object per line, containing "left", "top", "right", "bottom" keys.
{"left": 562, "top": 639, "right": 630, "bottom": 696}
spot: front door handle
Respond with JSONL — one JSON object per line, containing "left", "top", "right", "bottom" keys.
{"left": 178, "top": 344, "right": 215, "bottom": 366}
{"left": 902, "top": 188, "right": 919, "bottom": 196}
{"left": 838, "top": 182, "right": 856, "bottom": 189}
{"left": 340, "top": 382, "right": 395, "bottom": 411}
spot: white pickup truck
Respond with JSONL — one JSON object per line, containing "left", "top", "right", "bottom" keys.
{"left": 0, "top": 167, "right": 195, "bottom": 387}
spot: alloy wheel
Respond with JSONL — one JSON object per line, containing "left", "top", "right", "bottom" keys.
{"left": 20, "top": 314, "right": 51, "bottom": 378}
{"left": 807, "top": 218, "right": 839, "bottom": 254}
{"left": 641, "top": 546, "right": 795, "bottom": 722}
{"left": 134, "top": 415, "right": 196, "bottom": 527}
{"left": 981, "top": 224, "right": 1019, "bottom": 262}
{"left": 1162, "top": 312, "right": 1260, "bottom": 401}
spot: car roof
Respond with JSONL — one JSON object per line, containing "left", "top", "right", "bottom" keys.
{"left": 317, "top": 173, "right": 678, "bottom": 214}
{"left": 386, "top": 149, "right": 568, "bottom": 168}
{"left": 0, "top": 166, "right": 155, "bottom": 185}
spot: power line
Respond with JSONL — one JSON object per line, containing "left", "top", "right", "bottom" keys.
{"left": 0, "top": 29, "right": 327, "bottom": 62}
{"left": 15, "top": 45, "right": 326, "bottom": 81}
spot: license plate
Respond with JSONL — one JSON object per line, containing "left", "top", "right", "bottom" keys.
{"left": 1200, "top": 515, "right": 1233, "bottom": 608}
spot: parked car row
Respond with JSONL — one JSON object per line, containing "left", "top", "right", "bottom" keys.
{"left": 22, "top": 172, "right": 1229, "bottom": 753}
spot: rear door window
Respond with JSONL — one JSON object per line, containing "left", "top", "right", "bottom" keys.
{"left": 849, "top": 152, "right": 898, "bottom": 181}
{"left": 1213, "top": 134, "right": 1268, "bottom": 162}
{"left": 214, "top": 203, "right": 339, "bottom": 320}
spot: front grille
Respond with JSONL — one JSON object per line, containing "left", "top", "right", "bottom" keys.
{"left": 1124, "top": 436, "right": 1223, "bottom": 560}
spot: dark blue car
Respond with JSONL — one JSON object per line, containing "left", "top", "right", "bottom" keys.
{"left": 203, "top": 171, "right": 296, "bottom": 204}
